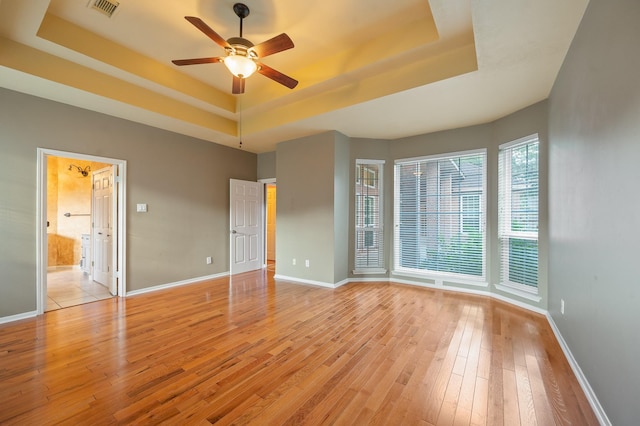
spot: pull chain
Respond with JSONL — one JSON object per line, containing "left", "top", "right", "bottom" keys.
{"left": 238, "top": 97, "right": 243, "bottom": 149}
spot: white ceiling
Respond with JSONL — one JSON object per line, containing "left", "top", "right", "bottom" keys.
{"left": 0, "top": 0, "right": 589, "bottom": 153}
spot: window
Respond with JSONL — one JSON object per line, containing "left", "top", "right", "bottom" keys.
{"left": 354, "top": 160, "right": 385, "bottom": 272}
{"left": 461, "top": 193, "right": 481, "bottom": 234}
{"left": 498, "top": 135, "right": 539, "bottom": 291}
{"left": 394, "top": 150, "right": 486, "bottom": 281}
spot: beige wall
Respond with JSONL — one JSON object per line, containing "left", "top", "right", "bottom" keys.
{"left": 47, "top": 156, "right": 109, "bottom": 267}
{"left": 0, "top": 87, "right": 255, "bottom": 317}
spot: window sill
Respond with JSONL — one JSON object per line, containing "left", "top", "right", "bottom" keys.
{"left": 494, "top": 284, "right": 542, "bottom": 303}
{"left": 353, "top": 268, "right": 387, "bottom": 275}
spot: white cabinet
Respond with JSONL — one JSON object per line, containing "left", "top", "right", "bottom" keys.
{"left": 81, "top": 234, "right": 91, "bottom": 274}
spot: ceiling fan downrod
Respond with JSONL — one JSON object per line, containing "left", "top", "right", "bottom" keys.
{"left": 233, "top": 3, "right": 250, "bottom": 38}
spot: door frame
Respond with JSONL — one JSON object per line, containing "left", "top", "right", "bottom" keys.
{"left": 259, "top": 178, "right": 276, "bottom": 267}
{"left": 36, "top": 148, "right": 127, "bottom": 314}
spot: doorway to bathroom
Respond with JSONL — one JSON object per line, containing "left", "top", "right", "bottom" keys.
{"left": 37, "top": 149, "right": 127, "bottom": 314}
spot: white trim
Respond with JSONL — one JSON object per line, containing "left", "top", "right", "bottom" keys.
{"left": 349, "top": 276, "right": 391, "bottom": 283}
{"left": 356, "top": 159, "right": 386, "bottom": 165}
{"left": 0, "top": 310, "right": 38, "bottom": 325}
{"left": 350, "top": 275, "right": 545, "bottom": 314}
{"left": 258, "top": 178, "right": 276, "bottom": 184}
{"left": 37, "top": 148, "right": 127, "bottom": 315}
{"left": 353, "top": 268, "right": 387, "bottom": 275}
{"left": 394, "top": 148, "right": 487, "bottom": 165}
{"left": 393, "top": 150, "right": 488, "bottom": 281}
{"left": 273, "top": 274, "right": 348, "bottom": 289}
{"left": 126, "top": 272, "right": 229, "bottom": 297}
{"left": 490, "top": 291, "right": 546, "bottom": 315}
{"left": 494, "top": 283, "right": 542, "bottom": 303}
{"left": 499, "top": 133, "right": 540, "bottom": 150}
{"left": 546, "top": 313, "right": 611, "bottom": 426}
{"left": 392, "top": 270, "right": 488, "bottom": 288}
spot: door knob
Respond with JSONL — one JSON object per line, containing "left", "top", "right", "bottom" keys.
{"left": 231, "top": 230, "right": 237, "bottom": 234}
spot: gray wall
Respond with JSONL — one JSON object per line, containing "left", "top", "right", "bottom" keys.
{"left": 548, "top": 0, "right": 640, "bottom": 423}
{"left": 271, "top": 103, "right": 549, "bottom": 308}
{"left": 333, "top": 132, "right": 350, "bottom": 283}
{"left": 388, "top": 102, "right": 549, "bottom": 308}
{"left": 0, "top": 88, "right": 256, "bottom": 317}
{"left": 257, "top": 151, "right": 276, "bottom": 180}
{"left": 275, "top": 132, "right": 338, "bottom": 284}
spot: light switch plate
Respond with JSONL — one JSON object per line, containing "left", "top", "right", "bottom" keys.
{"left": 136, "top": 203, "right": 147, "bottom": 213}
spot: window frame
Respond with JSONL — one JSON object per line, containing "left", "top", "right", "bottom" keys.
{"left": 393, "top": 149, "right": 487, "bottom": 284}
{"left": 354, "top": 159, "right": 386, "bottom": 274}
{"left": 498, "top": 134, "right": 540, "bottom": 295}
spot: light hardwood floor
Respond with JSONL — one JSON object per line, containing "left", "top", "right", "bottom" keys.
{"left": 0, "top": 269, "right": 598, "bottom": 425}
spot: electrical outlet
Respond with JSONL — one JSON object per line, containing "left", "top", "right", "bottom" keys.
{"left": 560, "top": 299, "right": 565, "bottom": 315}
{"left": 305, "top": 259, "right": 310, "bottom": 267}
{"left": 292, "top": 258, "right": 296, "bottom": 266}
{"left": 206, "top": 256, "right": 212, "bottom": 265}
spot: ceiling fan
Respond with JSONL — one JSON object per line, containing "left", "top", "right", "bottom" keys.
{"left": 171, "top": 3, "right": 298, "bottom": 95}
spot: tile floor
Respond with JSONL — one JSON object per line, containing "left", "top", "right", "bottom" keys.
{"left": 46, "top": 267, "right": 113, "bottom": 311}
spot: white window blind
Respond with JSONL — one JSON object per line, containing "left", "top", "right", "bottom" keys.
{"left": 355, "top": 160, "right": 384, "bottom": 271}
{"left": 394, "top": 150, "right": 486, "bottom": 280}
{"left": 498, "top": 136, "right": 539, "bottom": 290}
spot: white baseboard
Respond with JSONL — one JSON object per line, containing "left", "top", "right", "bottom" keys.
{"left": 352, "top": 275, "right": 548, "bottom": 315}
{"left": 125, "top": 271, "right": 229, "bottom": 297}
{"left": 546, "top": 313, "right": 610, "bottom": 426}
{"left": 0, "top": 310, "right": 38, "bottom": 325}
{"left": 273, "top": 274, "right": 347, "bottom": 289}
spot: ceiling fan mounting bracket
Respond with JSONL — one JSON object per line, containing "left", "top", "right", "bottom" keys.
{"left": 233, "top": 3, "right": 250, "bottom": 20}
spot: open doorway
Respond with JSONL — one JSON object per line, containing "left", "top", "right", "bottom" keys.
{"left": 37, "top": 149, "right": 127, "bottom": 314}
{"left": 266, "top": 183, "right": 276, "bottom": 273}
{"left": 45, "top": 156, "right": 111, "bottom": 310}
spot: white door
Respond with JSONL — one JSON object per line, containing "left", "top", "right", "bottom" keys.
{"left": 230, "top": 179, "right": 264, "bottom": 274}
{"left": 92, "top": 166, "right": 117, "bottom": 295}
{"left": 266, "top": 185, "right": 276, "bottom": 261}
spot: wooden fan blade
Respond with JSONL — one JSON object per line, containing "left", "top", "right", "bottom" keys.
{"left": 232, "top": 76, "right": 245, "bottom": 94}
{"left": 251, "top": 33, "right": 294, "bottom": 58}
{"left": 184, "top": 16, "right": 230, "bottom": 49}
{"left": 257, "top": 63, "right": 298, "bottom": 89}
{"left": 172, "top": 57, "right": 223, "bottom": 66}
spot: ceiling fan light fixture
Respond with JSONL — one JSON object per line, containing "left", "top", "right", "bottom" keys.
{"left": 172, "top": 4, "right": 298, "bottom": 94}
{"left": 224, "top": 54, "right": 257, "bottom": 78}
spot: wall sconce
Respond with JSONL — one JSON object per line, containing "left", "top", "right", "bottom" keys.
{"left": 69, "top": 164, "right": 91, "bottom": 177}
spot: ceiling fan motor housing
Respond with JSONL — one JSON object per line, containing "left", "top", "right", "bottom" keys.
{"left": 226, "top": 36, "right": 257, "bottom": 59}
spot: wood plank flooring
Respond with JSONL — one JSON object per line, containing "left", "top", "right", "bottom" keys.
{"left": 0, "top": 270, "right": 599, "bottom": 425}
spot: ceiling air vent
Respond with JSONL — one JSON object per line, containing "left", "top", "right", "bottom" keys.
{"left": 89, "top": 0, "right": 120, "bottom": 18}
